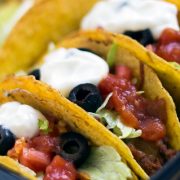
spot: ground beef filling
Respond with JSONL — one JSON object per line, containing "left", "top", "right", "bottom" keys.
{"left": 127, "top": 139, "right": 176, "bottom": 176}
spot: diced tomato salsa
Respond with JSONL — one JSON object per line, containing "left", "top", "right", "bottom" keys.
{"left": 99, "top": 65, "right": 166, "bottom": 141}
{"left": 19, "top": 147, "right": 52, "bottom": 172}
{"left": 148, "top": 28, "right": 180, "bottom": 64}
{"left": 28, "top": 135, "right": 59, "bottom": 154}
{"left": 44, "top": 155, "right": 77, "bottom": 180}
{"left": 8, "top": 135, "right": 76, "bottom": 180}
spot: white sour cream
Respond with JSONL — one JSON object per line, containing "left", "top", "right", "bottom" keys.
{"left": 0, "top": 101, "right": 46, "bottom": 138}
{"left": 81, "top": 0, "right": 179, "bottom": 39}
{"left": 40, "top": 48, "right": 109, "bottom": 97}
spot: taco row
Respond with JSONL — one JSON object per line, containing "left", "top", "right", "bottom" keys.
{"left": 0, "top": 30, "right": 179, "bottom": 179}
{"left": 0, "top": 0, "right": 179, "bottom": 117}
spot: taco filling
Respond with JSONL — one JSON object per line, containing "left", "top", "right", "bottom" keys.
{"left": 70, "top": 63, "right": 176, "bottom": 176}
{"left": 0, "top": 100, "right": 133, "bottom": 180}
{"left": 95, "top": 67, "right": 176, "bottom": 175}
{"left": 27, "top": 47, "right": 178, "bottom": 176}
{"left": 81, "top": 0, "right": 180, "bottom": 64}
{"left": 147, "top": 28, "right": 180, "bottom": 65}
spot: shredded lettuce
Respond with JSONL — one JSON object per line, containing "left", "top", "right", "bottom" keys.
{"left": 97, "top": 92, "right": 113, "bottom": 112}
{"left": 92, "top": 109, "right": 141, "bottom": 139}
{"left": 169, "top": 62, "right": 180, "bottom": 70}
{"left": 79, "top": 146, "right": 132, "bottom": 180}
{"left": 107, "top": 43, "right": 118, "bottom": 68}
{"left": 90, "top": 93, "right": 142, "bottom": 139}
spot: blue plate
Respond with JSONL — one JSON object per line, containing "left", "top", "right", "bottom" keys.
{"left": 151, "top": 152, "right": 180, "bottom": 180}
{"left": 0, "top": 165, "right": 27, "bottom": 180}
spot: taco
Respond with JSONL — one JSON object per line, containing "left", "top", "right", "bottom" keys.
{"left": 25, "top": 30, "right": 180, "bottom": 179}
{"left": 0, "top": 75, "right": 140, "bottom": 180}
{"left": 0, "top": 0, "right": 98, "bottom": 80}
{"left": 81, "top": 0, "right": 180, "bottom": 65}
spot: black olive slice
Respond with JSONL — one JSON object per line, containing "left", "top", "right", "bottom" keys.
{"left": 59, "top": 132, "right": 90, "bottom": 167}
{"left": 124, "top": 29, "right": 155, "bottom": 46}
{"left": 68, "top": 83, "right": 102, "bottom": 112}
{"left": 28, "top": 69, "right": 40, "bottom": 80}
{"left": 0, "top": 126, "right": 15, "bottom": 155}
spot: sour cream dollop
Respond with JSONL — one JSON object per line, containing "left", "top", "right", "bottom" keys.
{"left": 0, "top": 101, "right": 46, "bottom": 138}
{"left": 81, "top": 0, "right": 179, "bottom": 39}
{"left": 40, "top": 48, "right": 109, "bottom": 97}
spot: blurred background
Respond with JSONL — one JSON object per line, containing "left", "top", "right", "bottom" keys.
{"left": 0, "top": 0, "right": 35, "bottom": 46}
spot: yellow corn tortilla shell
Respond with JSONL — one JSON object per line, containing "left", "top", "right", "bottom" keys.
{"left": 0, "top": 75, "right": 141, "bottom": 179}
{"left": 59, "top": 30, "right": 180, "bottom": 115}
{"left": 0, "top": 0, "right": 99, "bottom": 81}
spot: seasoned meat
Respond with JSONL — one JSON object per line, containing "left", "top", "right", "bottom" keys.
{"left": 156, "top": 139, "right": 176, "bottom": 161}
{"left": 128, "top": 144, "right": 163, "bottom": 175}
{"left": 128, "top": 138, "right": 177, "bottom": 176}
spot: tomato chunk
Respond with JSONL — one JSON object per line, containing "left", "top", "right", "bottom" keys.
{"left": 28, "top": 135, "right": 58, "bottom": 154}
{"left": 150, "top": 28, "right": 180, "bottom": 64}
{"left": 44, "top": 155, "right": 77, "bottom": 180}
{"left": 19, "top": 148, "right": 51, "bottom": 172}
{"left": 112, "top": 88, "right": 139, "bottom": 128}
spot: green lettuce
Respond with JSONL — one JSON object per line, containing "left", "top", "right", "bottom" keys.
{"left": 79, "top": 146, "right": 132, "bottom": 180}
{"left": 38, "top": 119, "right": 52, "bottom": 134}
{"left": 107, "top": 43, "right": 118, "bottom": 68}
{"left": 91, "top": 109, "right": 141, "bottom": 139}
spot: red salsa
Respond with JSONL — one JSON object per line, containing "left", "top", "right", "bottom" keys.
{"left": 8, "top": 134, "right": 77, "bottom": 180}
{"left": 44, "top": 155, "right": 77, "bottom": 180}
{"left": 147, "top": 28, "right": 180, "bottom": 64}
{"left": 98, "top": 65, "right": 166, "bottom": 141}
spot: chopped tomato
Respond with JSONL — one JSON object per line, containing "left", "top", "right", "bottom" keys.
{"left": 140, "top": 119, "right": 166, "bottom": 141}
{"left": 159, "top": 28, "right": 180, "bottom": 44}
{"left": 112, "top": 88, "right": 139, "bottom": 128}
{"left": 115, "top": 65, "right": 132, "bottom": 80}
{"left": 99, "top": 74, "right": 166, "bottom": 141}
{"left": 98, "top": 74, "right": 135, "bottom": 98}
{"left": 155, "top": 43, "right": 180, "bottom": 63}
{"left": 19, "top": 148, "right": 51, "bottom": 172}
{"left": 8, "top": 138, "right": 27, "bottom": 159}
{"left": 28, "top": 135, "right": 59, "bottom": 154}
{"left": 150, "top": 28, "right": 180, "bottom": 64}
{"left": 44, "top": 155, "right": 77, "bottom": 180}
